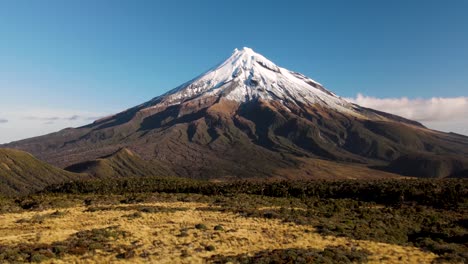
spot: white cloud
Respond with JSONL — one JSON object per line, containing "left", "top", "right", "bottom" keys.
{"left": 0, "top": 107, "right": 110, "bottom": 144}
{"left": 346, "top": 94, "right": 468, "bottom": 135}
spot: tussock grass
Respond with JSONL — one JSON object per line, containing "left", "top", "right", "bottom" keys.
{"left": 0, "top": 226, "right": 129, "bottom": 263}
{"left": 0, "top": 201, "right": 437, "bottom": 263}
{"left": 1, "top": 178, "right": 467, "bottom": 263}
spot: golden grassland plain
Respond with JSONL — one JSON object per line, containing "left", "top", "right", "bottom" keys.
{"left": 0, "top": 201, "right": 437, "bottom": 263}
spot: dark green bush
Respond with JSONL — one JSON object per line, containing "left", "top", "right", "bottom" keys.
{"left": 208, "top": 246, "right": 371, "bottom": 264}
{"left": 195, "top": 223, "right": 207, "bottom": 230}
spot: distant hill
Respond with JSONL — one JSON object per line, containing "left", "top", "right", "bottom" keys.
{"left": 0, "top": 148, "right": 90, "bottom": 196}
{"left": 65, "top": 148, "right": 175, "bottom": 178}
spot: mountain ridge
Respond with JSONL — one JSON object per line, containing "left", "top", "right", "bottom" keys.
{"left": 65, "top": 147, "right": 175, "bottom": 178}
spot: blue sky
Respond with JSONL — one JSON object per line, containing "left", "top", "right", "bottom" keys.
{"left": 1, "top": 0, "right": 467, "bottom": 143}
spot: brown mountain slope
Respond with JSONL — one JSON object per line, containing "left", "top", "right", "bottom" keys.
{"left": 0, "top": 148, "right": 90, "bottom": 196}
{"left": 383, "top": 153, "right": 468, "bottom": 178}
{"left": 5, "top": 98, "right": 467, "bottom": 179}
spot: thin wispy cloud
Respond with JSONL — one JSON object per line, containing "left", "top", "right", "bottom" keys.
{"left": 67, "top": 115, "right": 80, "bottom": 121}
{"left": 347, "top": 94, "right": 468, "bottom": 135}
{"left": 0, "top": 108, "right": 110, "bottom": 144}
{"left": 22, "top": 114, "right": 101, "bottom": 124}
{"left": 24, "top": 116, "right": 60, "bottom": 121}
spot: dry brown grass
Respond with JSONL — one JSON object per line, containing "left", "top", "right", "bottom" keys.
{"left": 0, "top": 202, "right": 436, "bottom": 263}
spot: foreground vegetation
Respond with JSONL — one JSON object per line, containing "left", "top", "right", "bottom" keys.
{"left": 44, "top": 177, "right": 466, "bottom": 209}
{"left": 0, "top": 177, "right": 467, "bottom": 263}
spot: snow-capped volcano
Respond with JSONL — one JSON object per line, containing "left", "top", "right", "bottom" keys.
{"left": 6, "top": 47, "right": 468, "bottom": 179}
{"left": 146, "top": 47, "right": 353, "bottom": 113}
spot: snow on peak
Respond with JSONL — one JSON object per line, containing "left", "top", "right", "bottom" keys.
{"left": 233, "top": 47, "right": 254, "bottom": 54}
{"left": 148, "top": 47, "right": 353, "bottom": 112}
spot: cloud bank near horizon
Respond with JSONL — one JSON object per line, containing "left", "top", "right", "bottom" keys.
{"left": 346, "top": 94, "right": 468, "bottom": 135}
{"left": 0, "top": 108, "right": 109, "bottom": 144}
